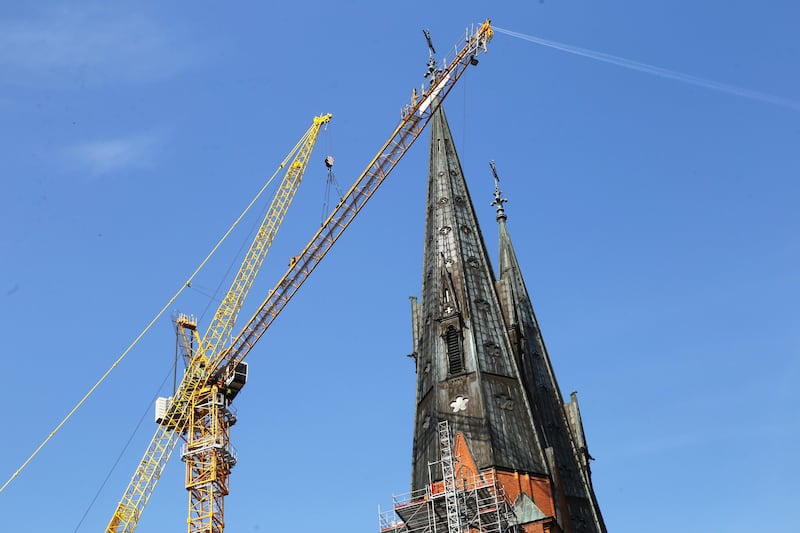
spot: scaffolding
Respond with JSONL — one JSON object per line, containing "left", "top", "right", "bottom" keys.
{"left": 379, "top": 423, "right": 517, "bottom": 533}
{"left": 439, "top": 422, "right": 463, "bottom": 533}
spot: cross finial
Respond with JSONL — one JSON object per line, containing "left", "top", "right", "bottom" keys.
{"left": 423, "top": 29, "right": 437, "bottom": 56}
{"left": 489, "top": 160, "right": 508, "bottom": 222}
{"left": 422, "top": 29, "right": 442, "bottom": 84}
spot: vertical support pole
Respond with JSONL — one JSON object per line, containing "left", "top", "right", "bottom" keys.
{"left": 438, "top": 421, "right": 462, "bottom": 533}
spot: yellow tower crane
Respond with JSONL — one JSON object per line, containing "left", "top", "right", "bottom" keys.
{"left": 106, "top": 113, "right": 332, "bottom": 533}
{"left": 106, "top": 18, "right": 493, "bottom": 533}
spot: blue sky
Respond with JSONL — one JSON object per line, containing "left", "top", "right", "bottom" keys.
{"left": 1, "top": 2, "right": 798, "bottom": 532}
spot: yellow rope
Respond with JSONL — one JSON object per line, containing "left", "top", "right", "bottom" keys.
{"left": 0, "top": 135, "right": 306, "bottom": 495}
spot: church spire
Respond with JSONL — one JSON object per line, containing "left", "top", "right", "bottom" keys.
{"left": 494, "top": 170, "right": 607, "bottom": 533}
{"left": 407, "top": 101, "right": 606, "bottom": 532}
{"left": 411, "top": 103, "right": 548, "bottom": 491}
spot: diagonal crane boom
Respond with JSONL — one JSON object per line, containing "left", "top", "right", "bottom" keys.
{"left": 106, "top": 113, "right": 332, "bottom": 533}
{"left": 212, "top": 20, "right": 494, "bottom": 377}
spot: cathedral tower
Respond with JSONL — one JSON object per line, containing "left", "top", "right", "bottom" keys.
{"left": 407, "top": 103, "right": 606, "bottom": 533}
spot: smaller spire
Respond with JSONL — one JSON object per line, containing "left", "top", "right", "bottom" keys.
{"left": 490, "top": 160, "right": 508, "bottom": 222}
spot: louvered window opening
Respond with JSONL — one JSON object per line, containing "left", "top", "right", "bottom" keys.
{"left": 446, "top": 326, "right": 463, "bottom": 374}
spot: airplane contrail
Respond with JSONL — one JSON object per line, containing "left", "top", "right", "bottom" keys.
{"left": 494, "top": 26, "right": 800, "bottom": 112}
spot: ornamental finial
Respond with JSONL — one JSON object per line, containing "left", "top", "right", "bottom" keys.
{"left": 422, "top": 29, "right": 442, "bottom": 84}
{"left": 489, "top": 160, "right": 508, "bottom": 222}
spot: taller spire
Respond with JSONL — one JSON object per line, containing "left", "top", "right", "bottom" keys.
{"left": 408, "top": 102, "right": 606, "bottom": 532}
{"left": 410, "top": 103, "right": 547, "bottom": 490}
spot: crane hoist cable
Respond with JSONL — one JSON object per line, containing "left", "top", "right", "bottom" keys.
{"left": 0, "top": 116, "right": 326, "bottom": 498}
{"left": 321, "top": 155, "right": 345, "bottom": 224}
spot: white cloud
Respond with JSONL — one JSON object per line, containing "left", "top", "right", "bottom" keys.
{"left": 0, "top": 5, "right": 194, "bottom": 86}
{"left": 66, "top": 133, "right": 159, "bottom": 176}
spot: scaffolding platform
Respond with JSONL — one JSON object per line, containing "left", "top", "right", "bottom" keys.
{"left": 379, "top": 469, "right": 516, "bottom": 533}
